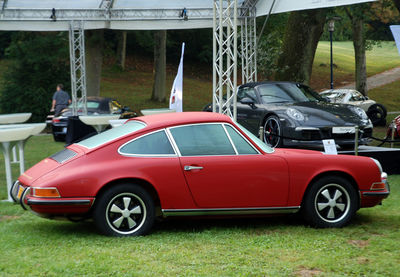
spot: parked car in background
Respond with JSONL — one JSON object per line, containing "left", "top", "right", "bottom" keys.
{"left": 12, "top": 112, "right": 389, "bottom": 236}
{"left": 50, "top": 97, "right": 137, "bottom": 141}
{"left": 320, "top": 89, "right": 387, "bottom": 126}
{"left": 204, "top": 82, "right": 373, "bottom": 149}
{"left": 386, "top": 114, "right": 400, "bottom": 141}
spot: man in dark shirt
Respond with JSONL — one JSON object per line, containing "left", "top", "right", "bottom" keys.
{"left": 51, "top": 84, "right": 71, "bottom": 116}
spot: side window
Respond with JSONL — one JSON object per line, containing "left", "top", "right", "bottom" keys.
{"left": 225, "top": 125, "right": 258, "bottom": 155}
{"left": 237, "top": 88, "right": 257, "bottom": 102}
{"left": 170, "top": 124, "right": 235, "bottom": 156}
{"left": 119, "top": 130, "right": 175, "bottom": 155}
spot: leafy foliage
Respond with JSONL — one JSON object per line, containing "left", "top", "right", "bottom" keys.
{"left": 0, "top": 32, "right": 70, "bottom": 122}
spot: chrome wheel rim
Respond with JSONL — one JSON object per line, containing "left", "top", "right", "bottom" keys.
{"left": 264, "top": 117, "right": 281, "bottom": 147}
{"left": 314, "top": 183, "right": 350, "bottom": 223}
{"left": 105, "top": 192, "right": 146, "bottom": 235}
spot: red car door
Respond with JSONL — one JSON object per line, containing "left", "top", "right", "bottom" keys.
{"left": 168, "top": 123, "right": 289, "bottom": 208}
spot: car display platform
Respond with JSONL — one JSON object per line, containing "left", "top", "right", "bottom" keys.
{"left": 338, "top": 146, "right": 400, "bottom": 175}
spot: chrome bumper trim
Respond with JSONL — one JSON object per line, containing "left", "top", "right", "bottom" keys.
{"left": 27, "top": 199, "right": 91, "bottom": 206}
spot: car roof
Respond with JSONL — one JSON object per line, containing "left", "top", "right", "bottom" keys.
{"left": 321, "top": 89, "right": 357, "bottom": 94}
{"left": 130, "top": 112, "right": 233, "bottom": 129}
{"left": 238, "top": 81, "right": 299, "bottom": 89}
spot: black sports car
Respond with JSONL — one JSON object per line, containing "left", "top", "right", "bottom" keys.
{"left": 50, "top": 97, "right": 137, "bottom": 142}
{"left": 204, "top": 81, "right": 373, "bottom": 148}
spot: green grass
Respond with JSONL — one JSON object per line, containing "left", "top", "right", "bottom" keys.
{"left": 0, "top": 136, "right": 399, "bottom": 276}
{"left": 311, "top": 41, "right": 400, "bottom": 89}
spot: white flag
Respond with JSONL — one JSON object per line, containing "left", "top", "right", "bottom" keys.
{"left": 169, "top": 42, "right": 185, "bottom": 112}
{"left": 390, "top": 25, "right": 400, "bottom": 55}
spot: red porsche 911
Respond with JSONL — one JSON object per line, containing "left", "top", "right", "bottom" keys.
{"left": 11, "top": 112, "right": 389, "bottom": 236}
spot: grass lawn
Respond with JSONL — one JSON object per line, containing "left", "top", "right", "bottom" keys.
{"left": 0, "top": 136, "right": 399, "bottom": 276}
{"left": 311, "top": 41, "right": 400, "bottom": 90}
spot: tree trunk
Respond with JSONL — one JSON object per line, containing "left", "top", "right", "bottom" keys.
{"left": 116, "top": 31, "right": 127, "bottom": 70}
{"left": 151, "top": 30, "right": 167, "bottom": 102}
{"left": 275, "top": 9, "right": 327, "bottom": 85}
{"left": 352, "top": 18, "right": 367, "bottom": 96}
{"left": 85, "top": 29, "right": 104, "bottom": 97}
{"left": 393, "top": 0, "right": 400, "bottom": 13}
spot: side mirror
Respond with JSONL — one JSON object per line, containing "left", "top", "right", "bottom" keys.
{"left": 322, "top": 97, "right": 331, "bottom": 103}
{"left": 240, "top": 97, "right": 254, "bottom": 105}
{"left": 240, "top": 97, "right": 256, "bottom": 109}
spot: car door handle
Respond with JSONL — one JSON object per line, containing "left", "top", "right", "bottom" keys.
{"left": 184, "top": 165, "right": 203, "bottom": 171}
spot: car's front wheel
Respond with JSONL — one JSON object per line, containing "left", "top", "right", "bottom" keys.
{"left": 93, "top": 184, "right": 155, "bottom": 236}
{"left": 263, "top": 115, "right": 282, "bottom": 148}
{"left": 302, "top": 176, "right": 358, "bottom": 228}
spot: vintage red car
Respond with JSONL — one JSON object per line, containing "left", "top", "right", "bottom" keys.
{"left": 11, "top": 112, "right": 389, "bottom": 236}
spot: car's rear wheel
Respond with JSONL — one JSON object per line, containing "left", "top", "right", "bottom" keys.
{"left": 367, "top": 103, "right": 387, "bottom": 126}
{"left": 93, "top": 184, "right": 155, "bottom": 236}
{"left": 263, "top": 115, "right": 282, "bottom": 148}
{"left": 302, "top": 176, "right": 358, "bottom": 228}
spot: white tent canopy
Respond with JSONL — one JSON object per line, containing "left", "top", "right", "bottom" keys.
{"left": 0, "top": 0, "right": 373, "bottom": 31}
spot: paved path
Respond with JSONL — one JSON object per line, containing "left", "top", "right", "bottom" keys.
{"left": 339, "top": 66, "right": 400, "bottom": 90}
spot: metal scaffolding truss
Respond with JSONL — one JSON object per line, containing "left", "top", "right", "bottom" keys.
{"left": 0, "top": 8, "right": 215, "bottom": 22}
{"left": 240, "top": 0, "right": 257, "bottom": 84}
{"left": 212, "top": 0, "right": 258, "bottom": 120}
{"left": 69, "top": 21, "right": 87, "bottom": 116}
{"left": 212, "top": 0, "right": 238, "bottom": 119}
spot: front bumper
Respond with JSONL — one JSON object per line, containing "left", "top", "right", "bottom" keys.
{"left": 11, "top": 181, "right": 94, "bottom": 216}
{"left": 283, "top": 125, "right": 372, "bottom": 146}
{"left": 359, "top": 173, "right": 390, "bottom": 207}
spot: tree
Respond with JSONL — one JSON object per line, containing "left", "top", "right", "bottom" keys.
{"left": 275, "top": 9, "right": 327, "bottom": 85}
{"left": 151, "top": 30, "right": 167, "bottom": 102}
{"left": 116, "top": 30, "right": 127, "bottom": 70}
{"left": 345, "top": 6, "right": 368, "bottom": 95}
{"left": 85, "top": 30, "right": 104, "bottom": 97}
{"left": 0, "top": 32, "right": 70, "bottom": 122}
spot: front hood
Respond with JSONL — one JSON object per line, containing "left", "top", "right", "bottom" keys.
{"left": 278, "top": 101, "right": 368, "bottom": 126}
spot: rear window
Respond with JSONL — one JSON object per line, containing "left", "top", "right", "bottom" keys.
{"left": 77, "top": 120, "right": 146, "bottom": 149}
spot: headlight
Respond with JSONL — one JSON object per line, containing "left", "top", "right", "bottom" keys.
{"left": 370, "top": 158, "right": 382, "bottom": 174}
{"left": 350, "top": 106, "right": 368, "bottom": 120}
{"left": 286, "top": 108, "right": 305, "bottom": 121}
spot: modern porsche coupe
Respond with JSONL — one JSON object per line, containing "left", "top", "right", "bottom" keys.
{"left": 204, "top": 82, "right": 373, "bottom": 149}
{"left": 11, "top": 112, "right": 389, "bottom": 236}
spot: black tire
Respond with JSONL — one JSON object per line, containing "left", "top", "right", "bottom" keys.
{"left": 93, "top": 184, "right": 155, "bottom": 236}
{"left": 302, "top": 176, "right": 358, "bottom": 228}
{"left": 263, "top": 115, "right": 282, "bottom": 148}
{"left": 367, "top": 103, "right": 387, "bottom": 126}
{"left": 53, "top": 134, "right": 65, "bottom": 142}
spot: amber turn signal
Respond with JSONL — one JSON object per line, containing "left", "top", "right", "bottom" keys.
{"left": 32, "top": 187, "right": 61, "bottom": 198}
{"left": 370, "top": 182, "right": 386, "bottom": 191}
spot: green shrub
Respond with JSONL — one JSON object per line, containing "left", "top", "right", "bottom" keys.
{"left": 0, "top": 32, "right": 70, "bottom": 122}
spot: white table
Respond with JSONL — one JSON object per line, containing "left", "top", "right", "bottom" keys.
{"left": 0, "top": 126, "right": 35, "bottom": 201}
{"left": 79, "top": 115, "right": 120, "bottom": 133}
{"left": 140, "top": 108, "right": 175, "bottom": 116}
{"left": 0, "top": 113, "right": 32, "bottom": 124}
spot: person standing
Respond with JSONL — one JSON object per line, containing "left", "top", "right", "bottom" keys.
{"left": 51, "top": 84, "right": 71, "bottom": 116}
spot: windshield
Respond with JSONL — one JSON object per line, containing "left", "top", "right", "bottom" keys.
{"left": 258, "top": 83, "right": 323, "bottom": 104}
{"left": 235, "top": 122, "right": 274, "bottom": 153}
{"left": 77, "top": 120, "right": 146, "bottom": 149}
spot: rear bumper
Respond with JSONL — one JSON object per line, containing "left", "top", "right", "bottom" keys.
{"left": 11, "top": 181, "right": 94, "bottom": 215}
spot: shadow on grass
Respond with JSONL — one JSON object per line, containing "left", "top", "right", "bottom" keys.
{"left": 23, "top": 211, "right": 390, "bottom": 238}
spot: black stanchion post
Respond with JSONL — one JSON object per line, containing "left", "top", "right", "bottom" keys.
{"left": 391, "top": 122, "right": 395, "bottom": 148}
{"left": 259, "top": 126, "right": 264, "bottom": 141}
{"left": 354, "top": 126, "right": 359, "bottom": 156}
